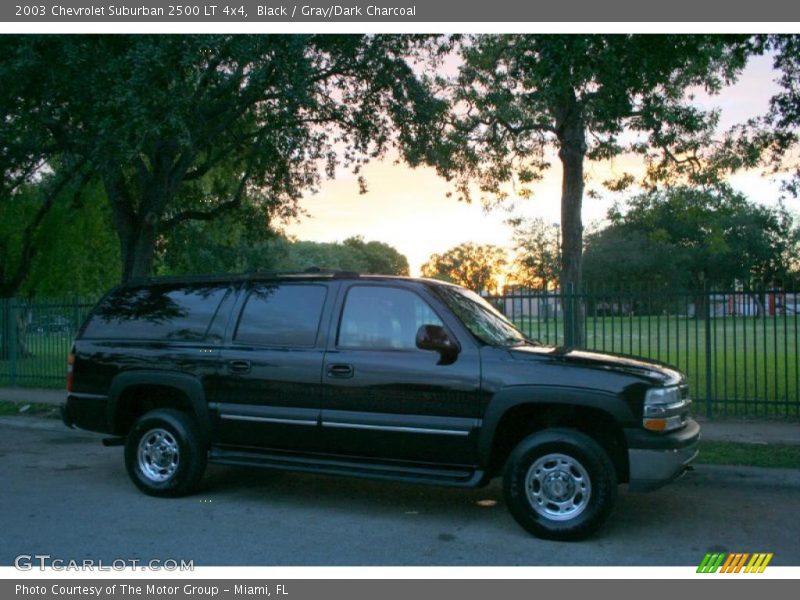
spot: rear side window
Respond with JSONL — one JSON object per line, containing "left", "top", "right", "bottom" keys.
{"left": 83, "top": 285, "right": 228, "bottom": 341}
{"left": 235, "top": 284, "right": 327, "bottom": 347}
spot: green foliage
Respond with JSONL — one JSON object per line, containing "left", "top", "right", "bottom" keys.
{"left": 155, "top": 204, "right": 283, "bottom": 275}
{"left": 429, "top": 35, "right": 755, "bottom": 205}
{"left": 421, "top": 34, "right": 758, "bottom": 345}
{"left": 22, "top": 183, "right": 120, "bottom": 297}
{"left": 420, "top": 243, "right": 507, "bottom": 293}
{"left": 583, "top": 227, "right": 681, "bottom": 290}
{"left": 0, "top": 178, "right": 120, "bottom": 297}
{"left": 273, "top": 237, "right": 410, "bottom": 275}
{"left": 506, "top": 217, "right": 561, "bottom": 290}
{"left": 767, "top": 35, "right": 800, "bottom": 197}
{"left": 0, "top": 187, "right": 33, "bottom": 288}
{"left": 341, "top": 236, "right": 410, "bottom": 276}
{"left": 584, "top": 187, "right": 800, "bottom": 290}
{"left": 156, "top": 218, "right": 410, "bottom": 276}
{"left": 0, "top": 35, "right": 442, "bottom": 282}
{"left": 690, "top": 35, "right": 800, "bottom": 201}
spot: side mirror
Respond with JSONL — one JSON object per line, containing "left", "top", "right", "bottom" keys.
{"left": 416, "top": 324, "right": 459, "bottom": 365}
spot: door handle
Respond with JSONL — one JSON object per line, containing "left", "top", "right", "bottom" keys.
{"left": 327, "top": 364, "right": 354, "bottom": 378}
{"left": 228, "top": 360, "right": 251, "bottom": 374}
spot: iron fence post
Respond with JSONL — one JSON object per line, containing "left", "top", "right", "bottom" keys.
{"left": 73, "top": 296, "right": 81, "bottom": 334}
{"left": 704, "top": 284, "right": 713, "bottom": 418}
{"left": 564, "top": 282, "right": 574, "bottom": 347}
{"left": 9, "top": 297, "right": 18, "bottom": 386}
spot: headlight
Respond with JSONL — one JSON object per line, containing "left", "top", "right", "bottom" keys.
{"left": 643, "top": 386, "right": 691, "bottom": 432}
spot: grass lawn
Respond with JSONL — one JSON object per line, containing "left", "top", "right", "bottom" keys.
{"left": 513, "top": 315, "right": 799, "bottom": 417}
{"left": 0, "top": 330, "right": 73, "bottom": 389}
{"left": 696, "top": 440, "right": 800, "bottom": 470}
{"left": 0, "top": 400, "right": 61, "bottom": 418}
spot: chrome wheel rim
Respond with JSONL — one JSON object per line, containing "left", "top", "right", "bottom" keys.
{"left": 137, "top": 428, "right": 179, "bottom": 483}
{"left": 525, "top": 453, "right": 591, "bottom": 521}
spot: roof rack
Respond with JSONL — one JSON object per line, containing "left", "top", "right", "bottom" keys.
{"left": 249, "top": 267, "right": 361, "bottom": 279}
{"left": 123, "top": 268, "right": 362, "bottom": 287}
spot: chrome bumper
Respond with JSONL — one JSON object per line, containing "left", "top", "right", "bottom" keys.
{"left": 627, "top": 441, "right": 699, "bottom": 492}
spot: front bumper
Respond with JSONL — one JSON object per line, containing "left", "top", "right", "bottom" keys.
{"left": 626, "top": 418, "right": 700, "bottom": 492}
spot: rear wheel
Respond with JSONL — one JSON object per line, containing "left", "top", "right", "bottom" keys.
{"left": 124, "top": 409, "right": 207, "bottom": 497}
{"left": 503, "top": 428, "right": 617, "bottom": 540}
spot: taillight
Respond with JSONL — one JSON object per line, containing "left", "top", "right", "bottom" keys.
{"left": 66, "top": 352, "right": 75, "bottom": 392}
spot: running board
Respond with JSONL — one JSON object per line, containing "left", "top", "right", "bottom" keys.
{"left": 209, "top": 447, "right": 483, "bottom": 487}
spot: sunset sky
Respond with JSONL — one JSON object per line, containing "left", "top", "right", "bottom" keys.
{"left": 284, "top": 53, "right": 791, "bottom": 275}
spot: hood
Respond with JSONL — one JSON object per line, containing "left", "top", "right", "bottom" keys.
{"left": 508, "top": 345, "right": 684, "bottom": 387}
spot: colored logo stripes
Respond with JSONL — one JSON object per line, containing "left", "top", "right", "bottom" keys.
{"left": 697, "top": 552, "right": 773, "bottom": 573}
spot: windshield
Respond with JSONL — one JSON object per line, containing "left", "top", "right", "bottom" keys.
{"left": 432, "top": 284, "right": 530, "bottom": 347}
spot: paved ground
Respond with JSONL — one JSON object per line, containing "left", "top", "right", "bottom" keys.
{"left": 1, "top": 416, "right": 798, "bottom": 567}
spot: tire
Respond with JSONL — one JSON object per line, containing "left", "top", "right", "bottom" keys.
{"left": 124, "top": 409, "right": 207, "bottom": 498}
{"left": 503, "top": 428, "right": 617, "bottom": 541}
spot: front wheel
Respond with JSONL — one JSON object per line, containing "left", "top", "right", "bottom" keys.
{"left": 503, "top": 428, "right": 617, "bottom": 541}
{"left": 124, "top": 409, "right": 207, "bottom": 497}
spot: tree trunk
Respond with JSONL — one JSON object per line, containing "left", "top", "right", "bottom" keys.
{"left": 751, "top": 292, "right": 766, "bottom": 318}
{"left": 0, "top": 300, "right": 32, "bottom": 362}
{"left": 104, "top": 168, "right": 170, "bottom": 284}
{"left": 119, "top": 222, "right": 159, "bottom": 283}
{"left": 556, "top": 100, "right": 586, "bottom": 348}
{"left": 693, "top": 294, "right": 707, "bottom": 320}
{"left": 0, "top": 301, "right": 11, "bottom": 361}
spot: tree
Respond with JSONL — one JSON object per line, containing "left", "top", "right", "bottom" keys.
{"left": 766, "top": 35, "right": 800, "bottom": 197}
{"left": 157, "top": 223, "right": 411, "bottom": 277}
{"left": 154, "top": 204, "right": 283, "bottom": 275}
{"left": 0, "top": 176, "right": 119, "bottom": 298}
{"left": 18, "top": 182, "right": 121, "bottom": 298}
{"left": 583, "top": 227, "right": 682, "bottom": 292}
{"left": 0, "top": 165, "right": 91, "bottom": 297}
{"left": 506, "top": 217, "right": 561, "bottom": 290}
{"left": 420, "top": 243, "right": 507, "bottom": 293}
{"left": 584, "top": 187, "right": 800, "bottom": 292}
{"left": 0, "top": 35, "right": 442, "bottom": 283}
{"left": 423, "top": 35, "right": 756, "bottom": 344}
{"left": 342, "top": 236, "right": 410, "bottom": 275}
{"left": 275, "top": 238, "right": 410, "bottom": 275}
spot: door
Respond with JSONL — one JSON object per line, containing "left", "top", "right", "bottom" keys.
{"left": 208, "top": 282, "right": 331, "bottom": 453}
{"left": 321, "top": 284, "right": 481, "bottom": 466}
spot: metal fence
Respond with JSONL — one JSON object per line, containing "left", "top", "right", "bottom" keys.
{"left": 1, "top": 287, "right": 798, "bottom": 418}
{"left": 0, "top": 297, "right": 96, "bottom": 389}
{"left": 490, "top": 285, "right": 799, "bottom": 418}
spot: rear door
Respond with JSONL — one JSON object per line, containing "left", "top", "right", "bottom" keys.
{"left": 208, "top": 281, "right": 335, "bottom": 453}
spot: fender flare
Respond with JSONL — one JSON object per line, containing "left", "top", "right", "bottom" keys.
{"left": 107, "top": 371, "right": 210, "bottom": 438}
{"left": 477, "top": 385, "right": 634, "bottom": 470}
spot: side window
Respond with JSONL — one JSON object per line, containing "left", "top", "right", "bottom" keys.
{"left": 235, "top": 284, "right": 327, "bottom": 347}
{"left": 338, "top": 286, "right": 443, "bottom": 350}
{"left": 83, "top": 285, "right": 228, "bottom": 341}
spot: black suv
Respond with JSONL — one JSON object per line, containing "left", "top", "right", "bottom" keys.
{"left": 62, "top": 272, "right": 699, "bottom": 540}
